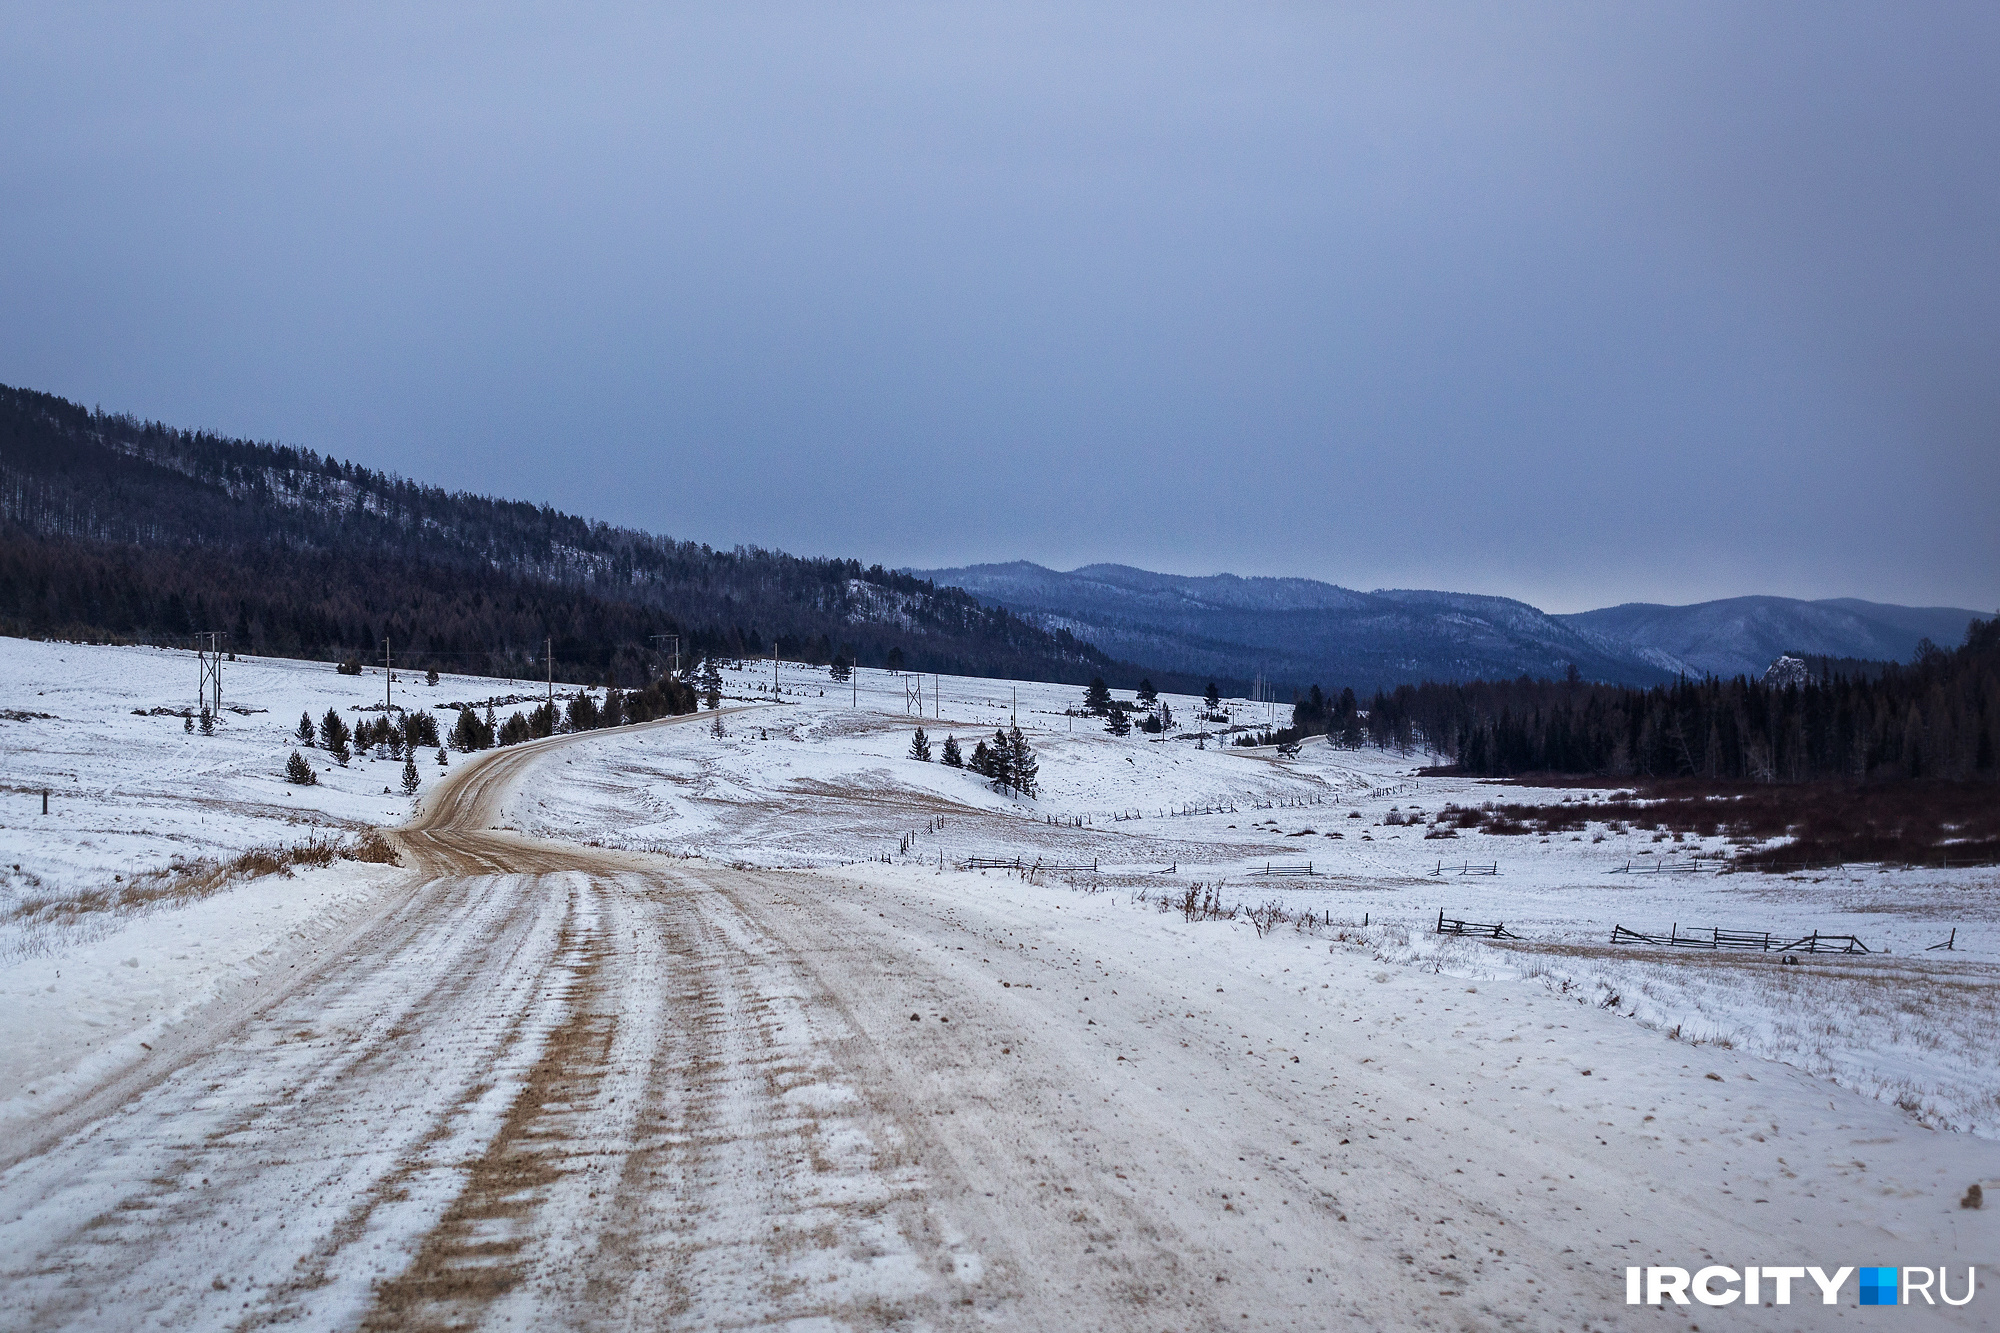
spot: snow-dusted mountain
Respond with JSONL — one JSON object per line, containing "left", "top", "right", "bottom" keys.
{"left": 907, "top": 562, "right": 1676, "bottom": 691}
{"left": 910, "top": 562, "right": 1987, "bottom": 692}
{"left": 1558, "top": 596, "right": 1987, "bottom": 681}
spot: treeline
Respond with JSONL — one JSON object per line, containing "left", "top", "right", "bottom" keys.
{"left": 0, "top": 383, "right": 1128, "bottom": 688}
{"left": 444, "top": 675, "right": 699, "bottom": 751}
{"left": 1285, "top": 620, "right": 1999, "bottom": 782}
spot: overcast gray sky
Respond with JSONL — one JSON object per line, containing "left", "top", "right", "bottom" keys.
{"left": 3, "top": 3, "right": 1995, "bottom": 613}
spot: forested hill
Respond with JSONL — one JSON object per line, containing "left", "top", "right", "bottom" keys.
{"left": 0, "top": 384, "right": 1125, "bottom": 688}
{"left": 1367, "top": 618, "right": 1998, "bottom": 783}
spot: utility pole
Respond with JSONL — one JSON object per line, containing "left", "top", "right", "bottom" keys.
{"left": 935, "top": 673, "right": 940, "bottom": 720}
{"left": 195, "top": 632, "right": 223, "bottom": 717}
{"left": 649, "top": 633, "right": 679, "bottom": 680}
{"left": 546, "top": 636, "right": 553, "bottom": 711}
{"left": 852, "top": 665, "right": 857, "bottom": 709}
{"left": 383, "top": 636, "right": 393, "bottom": 712}
{"left": 1012, "top": 686, "right": 1017, "bottom": 727}
{"left": 772, "top": 646, "right": 778, "bottom": 698}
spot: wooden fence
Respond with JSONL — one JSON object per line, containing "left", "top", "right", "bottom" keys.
{"left": 1434, "top": 909, "right": 1518, "bottom": 939}
{"left": 1609, "top": 923, "right": 1872, "bottom": 954}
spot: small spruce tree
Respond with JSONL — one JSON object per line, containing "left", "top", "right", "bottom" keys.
{"left": 285, "top": 750, "right": 318, "bottom": 785}
{"left": 910, "top": 726, "right": 932, "bottom": 761}
{"left": 199, "top": 707, "right": 215, "bottom": 736}
{"left": 401, "top": 752, "right": 420, "bottom": 794}
{"left": 941, "top": 734, "right": 963, "bottom": 767}
{"left": 1007, "top": 724, "right": 1038, "bottom": 798}
{"left": 710, "top": 711, "right": 726, "bottom": 739}
{"left": 988, "top": 728, "right": 1014, "bottom": 789}
{"left": 1205, "top": 682, "right": 1222, "bottom": 712}
{"left": 183, "top": 713, "right": 193, "bottom": 733}
{"left": 969, "top": 739, "right": 994, "bottom": 778}
{"left": 1084, "top": 676, "right": 1112, "bottom": 716}
{"left": 296, "top": 711, "right": 315, "bottom": 746}
{"left": 436, "top": 746, "right": 448, "bottom": 767}
{"left": 425, "top": 666, "right": 439, "bottom": 687}
{"left": 1105, "top": 707, "right": 1131, "bottom": 737}
{"left": 1136, "top": 679, "right": 1157, "bottom": 705}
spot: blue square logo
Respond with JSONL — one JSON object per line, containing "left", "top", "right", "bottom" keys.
{"left": 1859, "top": 1267, "right": 1899, "bottom": 1306}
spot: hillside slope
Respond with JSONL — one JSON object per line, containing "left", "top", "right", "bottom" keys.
{"left": 0, "top": 385, "right": 1121, "bottom": 688}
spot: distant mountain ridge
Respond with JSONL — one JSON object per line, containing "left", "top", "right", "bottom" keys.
{"left": 910, "top": 561, "right": 1988, "bottom": 693}
{"left": 909, "top": 562, "right": 1673, "bottom": 691}
{"left": 1558, "top": 596, "right": 1987, "bottom": 680}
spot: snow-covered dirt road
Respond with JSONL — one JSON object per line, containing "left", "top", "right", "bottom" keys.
{"left": 3, "top": 713, "right": 1994, "bottom": 1330}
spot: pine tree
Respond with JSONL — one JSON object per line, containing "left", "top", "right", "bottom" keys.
{"left": 1007, "top": 724, "right": 1038, "bottom": 798}
{"left": 426, "top": 666, "right": 439, "bottom": 687}
{"left": 886, "top": 645, "right": 905, "bottom": 672}
{"left": 1205, "top": 682, "right": 1222, "bottom": 712}
{"left": 1105, "top": 707, "right": 1131, "bottom": 736}
{"left": 1136, "top": 679, "right": 1157, "bottom": 705}
{"left": 296, "top": 711, "right": 315, "bottom": 746}
{"left": 710, "top": 711, "right": 726, "bottom": 739}
{"left": 941, "top": 734, "right": 963, "bottom": 767}
{"left": 183, "top": 713, "right": 193, "bottom": 733}
{"left": 285, "top": 750, "right": 318, "bottom": 785}
{"left": 969, "top": 739, "right": 994, "bottom": 778}
{"left": 401, "top": 752, "right": 420, "bottom": 794}
{"left": 989, "top": 728, "right": 1014, "bottom": 789}
{"left": 199, "top": 706, "right": 214, "bottom": 736}
{"left": 1084, "top": 676, "right": 1112, "bottom": 716}
{"left": 830, "top": 654, "right": 851, "bottom": 683}
{"left": 436, "top": 746, "right": 448, "bottom": 767}
{"left": 320, "top": 707, "right": 350, "bottom": 761}
{"left": 450, "top": 706, "right": 481, "bottom": 751}
{"left": 701, "top": 656, "right": 723, "bottom": 709}
{"left": 910, "top": 726, "right": 932, "bottom": 761}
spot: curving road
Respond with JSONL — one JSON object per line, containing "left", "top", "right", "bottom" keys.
{"left": 2, "top": 710, "right": 1993, "bottom": 1330}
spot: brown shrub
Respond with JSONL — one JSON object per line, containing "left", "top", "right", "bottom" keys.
{"left": 1468, "top": 778, "right": 2000, "bottom": 869}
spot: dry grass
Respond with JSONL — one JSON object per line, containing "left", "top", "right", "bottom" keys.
{"left": 6, "top": 830, "right": 402, "bottom": 928}
{"left": 1430, "top": 780, "right": 2000, "bottom": 868}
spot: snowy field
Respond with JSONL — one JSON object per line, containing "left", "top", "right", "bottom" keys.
{"left": 0, "top": 637, "right": 511, "bottom": 893}
{"left": 521, "top": 658, "right": 2000, "bottom": 1141}
{"left": 3, "top": 640, "right": 1997, "bottom": 1145}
